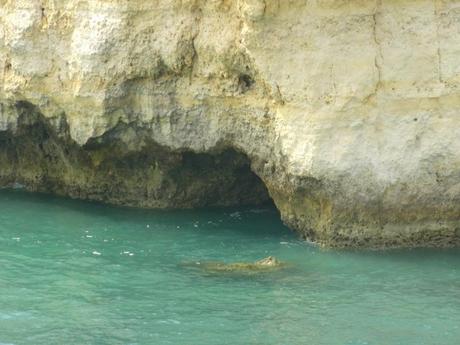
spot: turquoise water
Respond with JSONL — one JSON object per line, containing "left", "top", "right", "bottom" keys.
{"left": 0, "top": 190, "right": 459, "bottom": 345}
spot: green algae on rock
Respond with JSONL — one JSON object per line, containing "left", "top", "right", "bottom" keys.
{"left": 182, "top": 256, "right": 286, "bottom": 275}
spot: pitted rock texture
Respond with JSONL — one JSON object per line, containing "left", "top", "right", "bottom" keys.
{"left": 1, "top": 0, "right": 460, "bottom": 248}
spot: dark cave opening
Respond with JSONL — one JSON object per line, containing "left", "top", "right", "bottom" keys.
{"left": 171, "top": 149, "right": 272, "bottom": 208}
{"left": 0, "top": 102, "right": 273, "bottom": 209}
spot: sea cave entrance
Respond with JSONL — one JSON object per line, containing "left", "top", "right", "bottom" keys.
{"left": 173, "top": 148, "right": 273, "bottom": 208}
{"left": 0, "top": 103, "right": 273, "bottom": 210}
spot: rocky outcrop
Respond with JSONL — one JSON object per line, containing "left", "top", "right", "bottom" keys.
{"left": 182, "top": 256, "right": 286, "bottom": 275}
{"left": 1, "top": 0, "right": 460, "bottom": 248}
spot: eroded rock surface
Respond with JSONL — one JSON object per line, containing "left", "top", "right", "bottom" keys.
{"left": 1, "top": 0, "right": 459, "bottom": 247}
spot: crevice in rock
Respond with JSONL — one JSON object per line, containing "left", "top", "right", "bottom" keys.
{"left": 434, "top": 1, "right": 444, "bottom": 84}
{"left": 237, "top": 73, "right": 254, "bottom": 93}
{"left": 368, "top": 0, "right": 383, "bottom": 101}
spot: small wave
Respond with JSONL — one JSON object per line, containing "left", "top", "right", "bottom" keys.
{"left": 248, "top": 208, "right": 270, "bottom": 214}
{"left": 229, "top": 212, "right": 241, "bottom": 219}
{"left": 12, "top": 182, "right": 25, "bottom": 190}
{"left": 157, "top": 319, "right": 181, "bottom": 325}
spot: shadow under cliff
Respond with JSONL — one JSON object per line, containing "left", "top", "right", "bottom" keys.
{"left": 0, "top": 101, "right": 271, "bottom": 209}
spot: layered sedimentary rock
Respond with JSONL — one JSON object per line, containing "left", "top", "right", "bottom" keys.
{"left": 1, "top": 0, "right": 459, "bottom": 247}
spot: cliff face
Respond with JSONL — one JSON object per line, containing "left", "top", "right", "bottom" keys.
{"left": 1, "top": 0, "right": 460, "bottom": 247}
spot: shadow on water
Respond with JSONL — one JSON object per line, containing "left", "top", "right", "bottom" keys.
{"left": 320, "top": 243, "right": 460, "bottom": 265}
{"left": 0, "top": 188, "right": 292, "bottom": 236}
{"left": 2, "top": 189, "right": 459, "bottom": 260}
{"left": 5, "top": 189, "right": 458, "bottom": 262}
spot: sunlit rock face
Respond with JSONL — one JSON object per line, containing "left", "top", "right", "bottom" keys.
{"left": 1, "top": 0, "right": 460, "bottom": 248}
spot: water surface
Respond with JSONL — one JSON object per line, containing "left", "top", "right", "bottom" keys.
{"left": 0, "top": 190, "right": 459, "bottom": 345}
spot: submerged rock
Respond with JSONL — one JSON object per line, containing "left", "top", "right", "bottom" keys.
{"left": 1, "top": 1, "right": 460, "bottom": 248}
{"left": 183, "top": 256, "right": 286, "bottom": 274}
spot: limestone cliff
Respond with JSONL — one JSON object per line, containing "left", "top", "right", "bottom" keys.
{"left": 1, "top": 0, "right": 459, "bottom": 248}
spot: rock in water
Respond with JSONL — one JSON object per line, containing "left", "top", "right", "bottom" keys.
{"left": 254, "top": 256, "right": 280, "bottom": 267}
{"left": 183, "top": 257, "right": 286, "bottom": 275}
{"left": 1, "top": 1, "right": 460, "bottom": 248}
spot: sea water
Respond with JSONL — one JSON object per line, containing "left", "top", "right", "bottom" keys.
{"left": 0, "top": 190, "right": 459, "bottom": 345}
